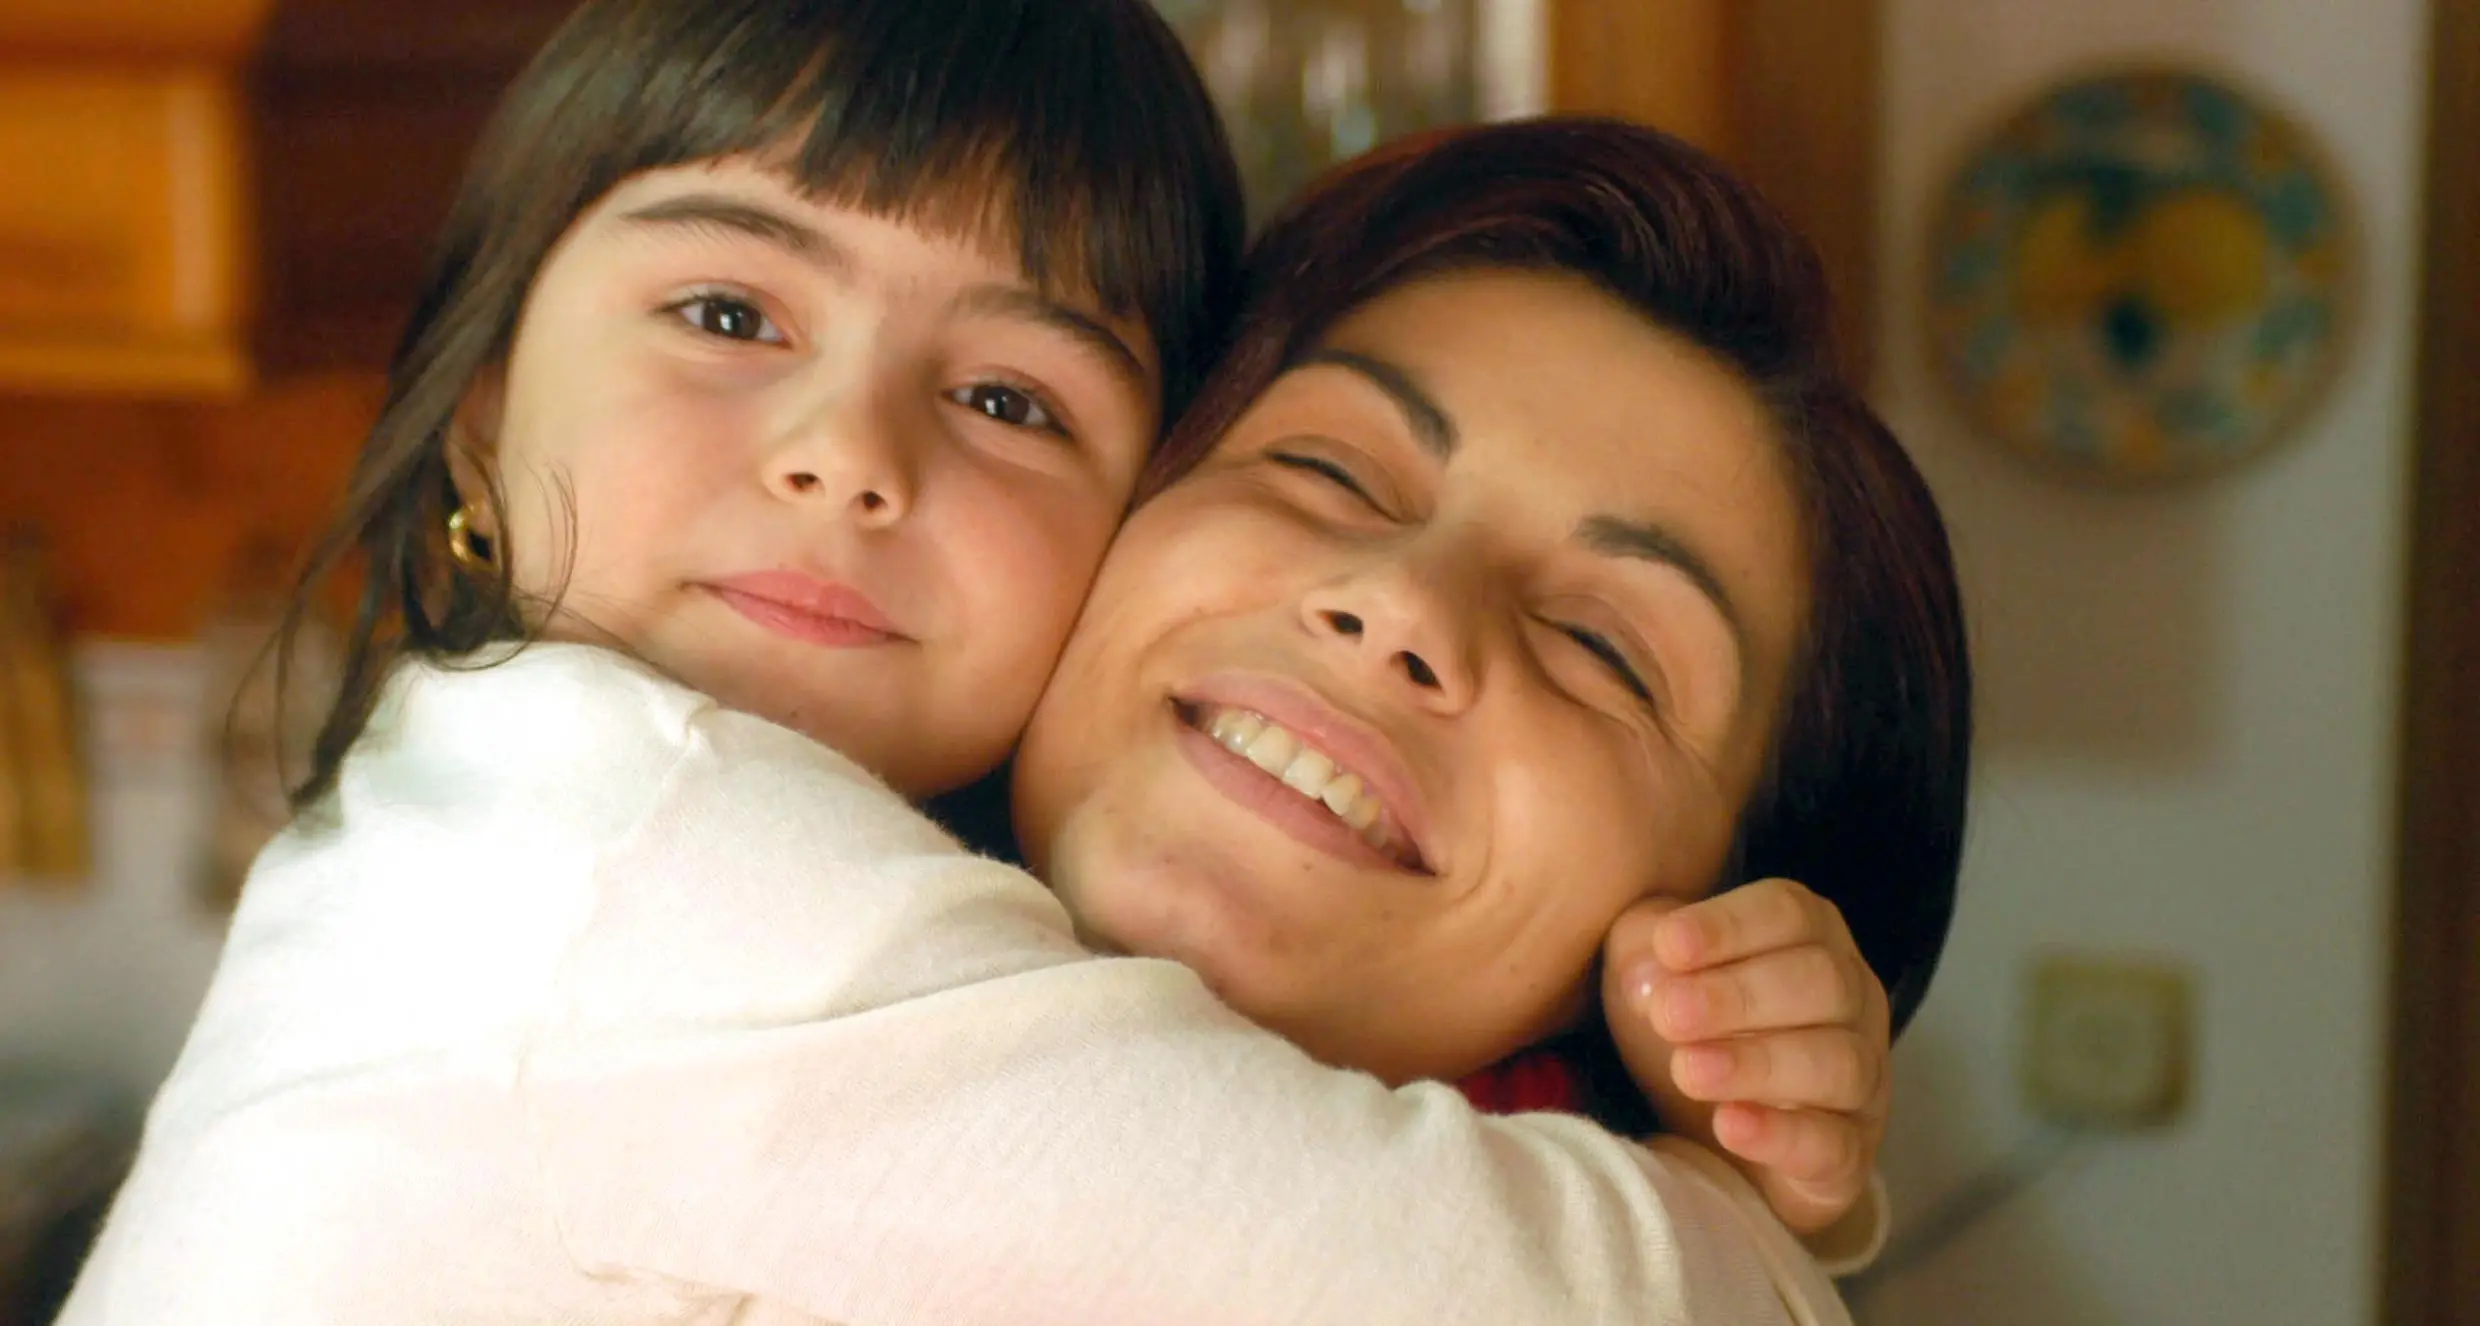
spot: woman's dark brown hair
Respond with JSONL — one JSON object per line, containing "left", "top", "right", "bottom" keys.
{"left": 1144, "top": 117, "right": 1973, "bottom": 1062}
{"left": 278, "top": 0, "right": 1243, "bottom": 810}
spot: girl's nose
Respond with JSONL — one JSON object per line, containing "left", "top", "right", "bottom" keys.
{"left": 773, "top": 467, "right": 904, "bottom": 523}
{"left": 770, "top": 391, "right": 919, "bottom": 528}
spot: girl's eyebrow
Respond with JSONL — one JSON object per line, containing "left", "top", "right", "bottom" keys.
{"left": 950, "top": 286, "right": 1149, "bottom": 397}
{"left": 619, "top": 194, "right": 850, "bottom": 275}
{"left": 616, "top": 192, "right": 1149, "bottom": 394}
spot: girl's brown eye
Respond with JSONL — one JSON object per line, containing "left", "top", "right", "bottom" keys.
{"left": 947, "top": 383, "right": 1065, "bottom": 436}
{"left": 674, "top": 294, "right": 785, "bottom": 345}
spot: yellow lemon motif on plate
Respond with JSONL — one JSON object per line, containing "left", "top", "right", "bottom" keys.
{"left": 2133, "top": 190, "right": 2272, "bottom": 323}
{"left": 2014, "top": 197, "right": 2119, "bottom": 324}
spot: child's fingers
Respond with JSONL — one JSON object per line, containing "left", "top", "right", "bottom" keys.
{"left": 1670, "top": 1028, "right": 1880, "bottom": 1112}
{"left": 1605, "top": 895, "right": 1691, "bottom": 1027}
{"left": 1648, "top": 944, "right": 1874, "bottom": 1042}
{"left": 1712, "top": 1103, "right": 1873, "bottom": 1234}
{"left": 1603, "top": 894, "right": 1689, "bottom": 979}
{"left": 1714, "top": 1101, "right": 1868, "bottom": 1180}
{"left": 1652, "top": 878, "right": 1841, "bottom": 972}
{"left": 1600, "top": 896, "right": 1706, "bottom": 1135}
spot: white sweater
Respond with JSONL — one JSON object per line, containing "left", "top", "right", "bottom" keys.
{"left": 61, "top": 644, "right": 1851, "bottom": 1326}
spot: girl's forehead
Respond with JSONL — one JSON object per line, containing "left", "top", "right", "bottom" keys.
{"left": 631, "top": 152, "right": 1023, "bottom": 255}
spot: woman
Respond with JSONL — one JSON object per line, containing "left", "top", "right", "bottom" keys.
{"left": 1008, "top": 112, "right": 1968, "bottom": 1201}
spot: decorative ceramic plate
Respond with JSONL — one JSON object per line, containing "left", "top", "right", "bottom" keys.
{"left": 1928, "top": 68, "right": 2353, "bottom": 482}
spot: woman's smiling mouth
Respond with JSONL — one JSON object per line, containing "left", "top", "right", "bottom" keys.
{"left": 1168, "top": 693, "right": 1433, "bottom": 875}
{"left": 1202, "top": 707, "right": 1387, "bottom": 838}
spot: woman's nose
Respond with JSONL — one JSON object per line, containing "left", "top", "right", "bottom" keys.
{"left": 769, "top": 390, "right": 920, "bottom": 528}
{"left": 1300, "top": 564, "right": 1480, "bottom": 711}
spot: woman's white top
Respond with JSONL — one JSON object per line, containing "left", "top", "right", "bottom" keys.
{"left": 59, "top": 644, "right": 1852, "bottom": 1326}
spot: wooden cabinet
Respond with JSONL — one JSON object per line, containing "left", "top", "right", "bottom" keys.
{"left": 0, "top": 0, "right": 565, "bottom": 638}
{"left": 0, "top": 69, "right": 255, "bottom": 395}
{"left": 0, "top": 3, "right": 270, "bottom": 397}
{"left": 1, "top": 0, "right": 278, "bottom": 57}
{"left": 0, "top": 0, "right": 568, "bottom": 400}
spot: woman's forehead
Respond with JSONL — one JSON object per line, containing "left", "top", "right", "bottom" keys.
{"left": 1306, "top": 271, "right": 1780, "bottom": 494}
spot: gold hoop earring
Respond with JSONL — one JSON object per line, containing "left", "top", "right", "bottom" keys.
{"left": 445, "top": 506, "right": 492, "bottom": 571}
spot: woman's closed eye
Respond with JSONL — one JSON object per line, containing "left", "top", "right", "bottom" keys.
{"left": 667, "top": 291, "right": 789, "bottom": 347}
{"left": 1270, "top": 448, "right": 1383, "bottom": 509}
{"left": 947, "top": 381, "right": 1069, "bottom": 438}
{"left": 1561, "top": 623, "right": 1659, "bottom": 708}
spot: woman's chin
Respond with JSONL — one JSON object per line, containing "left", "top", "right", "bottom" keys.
{"left": 1076, "top": 889, "right": 1271, "bottom": 1005}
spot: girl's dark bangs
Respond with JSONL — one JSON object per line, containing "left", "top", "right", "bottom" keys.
{"left": 563, "top": 0, "right": 1199, "bottom": 328}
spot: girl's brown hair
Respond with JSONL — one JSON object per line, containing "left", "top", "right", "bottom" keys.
{"left": 280, "top": 0, "right": 1243, "bottom": 811}
{"left": 1146, "top": 117, "right": 1972, "bottom": 1047}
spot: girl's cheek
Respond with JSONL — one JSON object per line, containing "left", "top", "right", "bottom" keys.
{"left": 965, "top": 476, "right": 1120, "bottom": 633}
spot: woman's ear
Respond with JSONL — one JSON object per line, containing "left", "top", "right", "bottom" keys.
{"left": 445, "top": 366, "right": 508, "bottom": 535}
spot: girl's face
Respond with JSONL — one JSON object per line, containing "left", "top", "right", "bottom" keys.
{"left": 1013, "top": 270, "right": 1811, "bottom": 1083}
{"left": 462, "top": 156, "right": 1161, "bottom": 797}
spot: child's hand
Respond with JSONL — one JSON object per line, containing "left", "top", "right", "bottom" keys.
{"left": 1600, "top": 880, "right": 1890, "bottom": 1235}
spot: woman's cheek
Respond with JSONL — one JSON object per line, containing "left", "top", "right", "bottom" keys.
{"left": 1175, "top": 497, "right": 1337, "bottom": 588}
{"left": 1498, "top": 739, "right": 1665, "bottom": 916}
{"left": 1093, "top": 509, "right": 1268, "bottom": 623}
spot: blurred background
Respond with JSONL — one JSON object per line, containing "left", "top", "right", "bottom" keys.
{"left": 0, "top": 1, "right": 2471, "bottom": 1323}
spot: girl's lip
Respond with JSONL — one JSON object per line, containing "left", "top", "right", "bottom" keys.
{"left": 1169, "top": 673, "right": 1437, "bottom": 874}
{"left": 702, "top": 571, "right": 905, "bottom": 647}
{"left": 1169, "top": 703, "right": 1429, "bottom": 876}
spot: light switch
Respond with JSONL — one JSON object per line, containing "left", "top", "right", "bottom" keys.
{"left": 2023, "top": 954, "right": 2192, "bottom": 1129}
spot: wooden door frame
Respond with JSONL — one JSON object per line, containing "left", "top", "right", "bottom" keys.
{"left": 1549, "top": 0, "right": 1880, "bottom": 370}
{"left": 2383, "top": 1, "right": 2480, "bottom": 1321}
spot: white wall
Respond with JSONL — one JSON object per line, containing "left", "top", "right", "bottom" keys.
{"left": 1868, "top": 2, "right": 2425, "bottom": 1323}
{"left": 0, "top": 647, "right": 227, "bottom": 1102}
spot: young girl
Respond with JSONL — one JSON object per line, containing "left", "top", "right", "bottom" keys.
{"left": 62, "top": 1, "right": 1892, "bottom": 1321}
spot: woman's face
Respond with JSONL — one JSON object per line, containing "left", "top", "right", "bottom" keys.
{"left": 1013, "top": 269, "right": 1811, "bottom": 1083}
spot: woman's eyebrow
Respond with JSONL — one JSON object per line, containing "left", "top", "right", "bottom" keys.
{"left": 1578, "top": 513, "right": 1748, "bottom": 676}
{"left": 1300, "top": 348, "right": 1458, "bottom": 460}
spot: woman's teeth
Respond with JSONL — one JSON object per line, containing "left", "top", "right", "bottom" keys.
{"left": 1204, "top": 707, "right": 1392, "bottom": 850}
